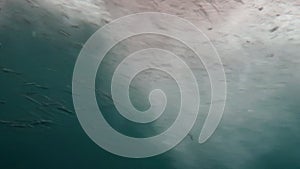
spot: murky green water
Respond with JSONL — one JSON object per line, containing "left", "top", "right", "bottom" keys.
{"left": 0, "top": 1, "right": 300, "bottom": 169}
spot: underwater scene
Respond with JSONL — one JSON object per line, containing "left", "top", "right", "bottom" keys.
{"left": 0, "top": 0, "right": 299, "bottom": 169}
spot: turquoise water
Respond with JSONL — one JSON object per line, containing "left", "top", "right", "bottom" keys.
{"left": 0, "top": 2, "right": 300, "bottom": 169}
